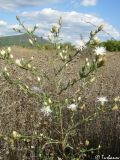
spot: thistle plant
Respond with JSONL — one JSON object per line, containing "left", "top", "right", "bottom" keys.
{"left": 0, "top": 16, "right": 118, "bottom": 160}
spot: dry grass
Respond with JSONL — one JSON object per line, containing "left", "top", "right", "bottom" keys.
{"left": 0, "top": 46, "right": 120, "bottom": 158}
{"left": 7, "top": 46, "right": 120, "bottom": 99}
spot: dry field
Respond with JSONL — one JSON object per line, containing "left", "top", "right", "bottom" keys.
{"left": 7, "top": 46, "right": 120, "bottom": 99}
{"left": 0, "top": 46, "right": 120, "bottom": 158}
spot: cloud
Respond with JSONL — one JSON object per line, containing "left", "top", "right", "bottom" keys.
{"left": 19, "top": 8, "right": 120, "bottom": 43}
{"left": 81, "top": 0, "right": 97, "bottom": 6}
{"left": 0, "top": 20, "right": 8, "bottom": 36}
{"left": 0, "top": 8, "right": 119, "bottom": 43}
{"left": 0, "top": 0, "right": 61, "bottom": 10}
{"left": 0, "top": 20, "right": 7, "bottom": 26}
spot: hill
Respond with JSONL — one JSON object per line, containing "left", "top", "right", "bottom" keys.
{"left": 0, "top": 34, "right": 48, "bottom": 47}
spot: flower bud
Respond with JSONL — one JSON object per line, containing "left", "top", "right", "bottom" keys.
{"left": 7, "top": 47, "right": 11, "bottom": 53}
{"left": 112, "top": 105, "right": 119, "bottom": 111}
{"left": 1, "top": 49, "right": 6, "bottom": 56}
{"left": 29, "top": 39, "right": 33, "bottom": 45}
{"left": 98, "top": 25, "right": 104, "bottom": 31}
{"left": 85, "top": 140, "right": 90, "bottom": 146}
{"left": 37, "top": 76, "right": 41, "bottom": 82}
{"left": 90, "top": 31, "right": 96, "bottom": 37}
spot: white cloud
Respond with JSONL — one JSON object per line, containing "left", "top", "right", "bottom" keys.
{"left": 0, "top": 20, "right": 8, "bottom": 36}
{"left": 20, "top": 8, "right": 120, "bottom": 43}
{"left": 81, "top": 0, "right": 97, "bottom": 6}
{"left": 0, "top": 20, "right": 7, "bottom": 26}
{"left": 0, "top": 0, "right": 61, "bottom": 10}
{"left": 0, "top": 8, "right": 119, "bottom": 43}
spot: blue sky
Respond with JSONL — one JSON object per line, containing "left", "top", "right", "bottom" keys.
{"left": 0, "top": 0, "right": 120, "bottom": 43}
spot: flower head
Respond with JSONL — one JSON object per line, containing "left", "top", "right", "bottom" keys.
{"left": 96, "top": 96, "right": 108, "bottom": 105}
{"left": 114, "top": 96, "right": 120, "bottom": 102}
{"left": 31, "top": 56, "right": 34, "bottom": 60}
{"left": 75, "top": 40, "right": 86, "bottom": 51}
{"left": 37, "top": 76, "right": 41, "bottom": 82}
{"left": 27, "top": 27, "right": 33, "bottom": 33}
{"left": 12, "top": 131, "right": 21, "bottom": 139}
{"left": 67, "top": 103, "right": 77, "bottom": 111}
{"left": 29, "top": 39, "right": 33, "bottom": 45}
{"left": 27, "top": 64, "right": 31, "bottom": 68}
{"left": 59, "top": 52, "right": 63, "bottom": 59}
{"left": 98, "top": 25, "right": 104, "bottom": 31}
{"left": 57, "top": 45, "right": 61, "bottom": 50}
{"left": 85, "top": 140, "right": 90, "bottom": 146}
{"left": 4, "top": 67, "right": 7, "bottom": 72}
{"left": 51, "top": 23, "right": 60, "bottom": 33}
{"left": 10, "top": 54, "right": 13, "bottom": 59}
{"left": 93, "top": 36, "right": 100, "bottom": 44}
{"left": 1, "top": 49, "right": 6, "bottom": 56}
{"left": 48, "top": 32, "right": 53, "bottom": 40}
{"left": 94, "top": 47, "right": 106, "bottom": 56}
{"left": 7, "top": 47, "right": 11, "bottom": 53}
{"left": 41, "top": 106, "right": 52, "bottom": 116}
{"left": 15, "top": 59, "right": 22, "bottom": 67}
{"left": 112, "top": 105, "right": 119, "bottom": 111}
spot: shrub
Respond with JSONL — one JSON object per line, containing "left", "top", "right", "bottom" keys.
{"left": 0, "top": 17, "right": 119, "bottom": 159}
{"left": 101, "top": 39, "right": 120, "bottom": 52}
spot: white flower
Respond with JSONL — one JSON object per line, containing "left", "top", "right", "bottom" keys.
{"left": 62, "top": 50, "right": 65, "bottom": 53}
{"left": 27, "top": 64, "right": 31, "bottom": 68}
{"left": 4, "top": 67, "right": 7, "bottom": 72}
{"left": 1, "top": 49, "right": 6, "bottom": 56}
{"left": 67, "top": 103, "right": 77, "bottom": 111}
{"left": 31, "top": 56, "right": 34, "bottom": 60}
{"left": 59, "top": 52, "right": 63, "bottom": 59}
{"left": 41, "top": 106, "right": 52, "bottom": 116}
{"left": 6, "top": 72, "right": 10, "bottom": 77}
{"left": 25, "top": 85, "right": 29, "bottom": 89}
{"left": 65, "top": 63, "right": 68, "bottom": 67}
{"left": 48, "top": 98, "right": 52, "bottom": 104}
{"left": 90, "top": 77, "right": 96, "bottom": 82}
{"left": 15, "top": 59, "right": 22, "bottom": 66}
{"left": 12, "top": 131, "right": 21, "bottom": 139}
{"left": 85, "top": 58, "right": 90, "bottom": 66}
{"left": 7, "top": 47, "right": 11, "bottom": 53}
{"left": 44, "top": 102, "right": 48, "bottom": 106}
{"left": 48, "top": 32, "right": 53, "bottom": 40}
{"left": 31, "top": 146, "right": 35, "bottom": 149}
{"left": 93, "top": 36, "right": 100, "bottom": 43}
{"left": 114, "top": 96, "right": 120, "bottom": 102}
{"left": 12, "top": 131, "right": 18, "bottom": 138}
{"left": 57, "top": 45, "right": 61, "bottom": 50}
{"left": 96, "top": 96, "right": 108, "bottom": 105}
{"left": 86, "top": 62, "right": 90, "bottom": 67}
{"left": 27, "top": 27, "right": 33, "bottom": 33}
{"left": 85, "top": 140, "right": 90, "bottom": 146}
{"left": 98, "top": 145, "right": 101, "bottom": 149}
{"left": 75, "top": 40, "right": 86, "bottom": 51}
{"left": 78, "top": 97, "right": 81, "bottom": 101}
{"left": 64, "top": 55, "right": 67, "bottom": 60}
{"left": 94, "top": 47, "right": 106, "bottom": 56}
{"left": 85, "top": 58, "right": 89, "bottom": 62}
{"left": 37, "top": 76, "right": 41, "bottom": 82}
{"left": 33, "top": 66, "right": 36, "bottom": 70}
{"left": 10, "top": 54, "right": 13, "bottom": 59}
{"left": 51, "top": 23, "right": 60, "bottom": 33}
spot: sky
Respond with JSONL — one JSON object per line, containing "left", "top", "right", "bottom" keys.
{"left": 0, "top": 0, "right": 120, "bottom": 44}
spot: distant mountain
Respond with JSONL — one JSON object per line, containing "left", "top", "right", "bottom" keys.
{"left": 0, "top": 34, "right": 49, "bottom": 47}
